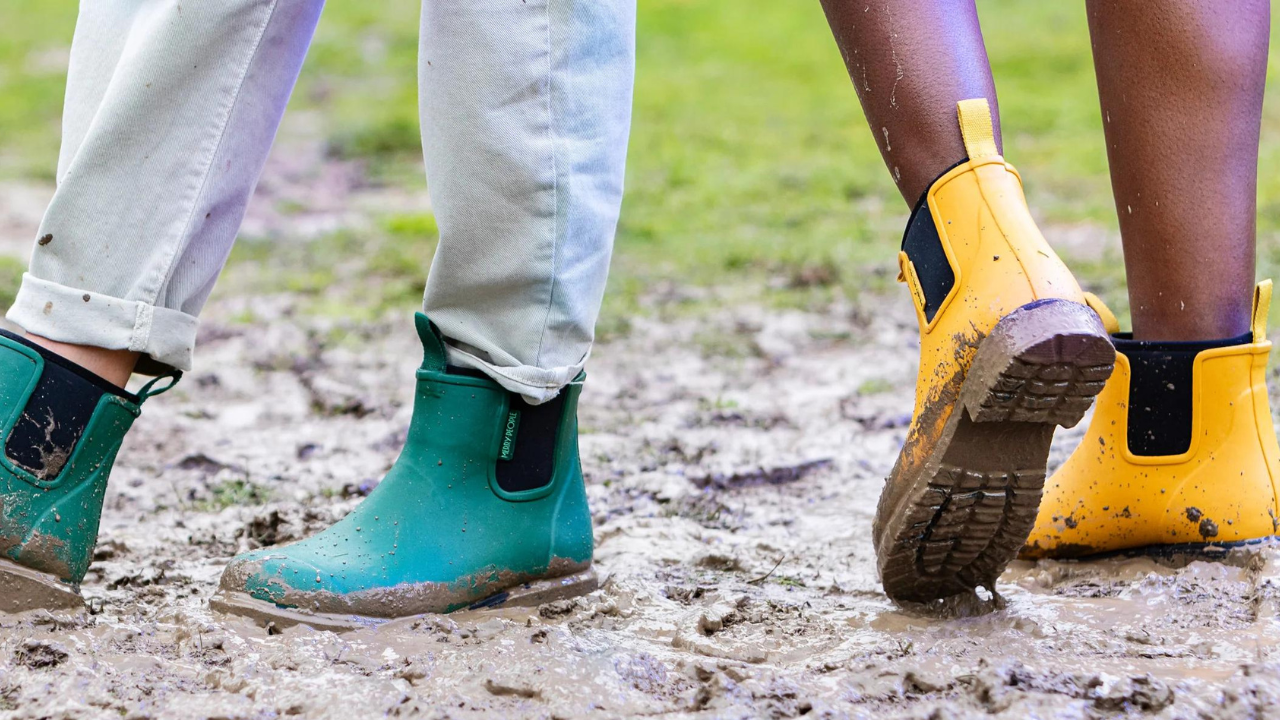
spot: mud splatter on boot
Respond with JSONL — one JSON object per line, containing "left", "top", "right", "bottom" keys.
{"left": 874, "top": 99, "right": 1115, "bottom": 606}
{"left": 1024, "top": 282, "right": 1280, "bottom": 559}
{"left": 0, "top": 331, "right": 178, "bottom": 611}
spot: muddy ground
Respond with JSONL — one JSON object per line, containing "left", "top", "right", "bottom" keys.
{"left": 4, "top": 162, "right": 1280, "bottom": 719}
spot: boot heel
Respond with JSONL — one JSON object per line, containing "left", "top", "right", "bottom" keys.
{"left": 0, "top": 558, "right": 84, "bottom": 614}
{"left": 963, "top": 299, "right": 1115, "bottom": 427}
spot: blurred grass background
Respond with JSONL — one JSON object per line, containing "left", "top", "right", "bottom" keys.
{"left": 3, "top": 1, "right": 1280, "bottom": 330}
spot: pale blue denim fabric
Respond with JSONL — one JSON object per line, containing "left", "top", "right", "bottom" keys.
{"left": 8, "top": 0, "right": 635, "bottom": 403}
{"left": 420, "top": 0, "right": 635, "bottom": 401}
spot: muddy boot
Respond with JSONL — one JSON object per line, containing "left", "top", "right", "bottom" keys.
{"left": 211, "top": 314, "right": 596, "bottom": 630}
{"left": 874, "top": 98, "right": 1116, "bottom": 605}
{"left": 0, "top": 332, "right": 176, "bottom": 612}
{"left": 1023, "top": 282, "right": 1280, "bottom": 559}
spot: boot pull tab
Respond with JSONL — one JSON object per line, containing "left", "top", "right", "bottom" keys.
{"left": 1083, "top": 292, "right": 1120, "bottom": 335}
{"left": 956, "top": 98, "right": 999, "bottom": 160}
{"left": 136, "top": 371, "right": 182, "bottom": 404}
{"left": 1252, "top": 279, "right": 1272, "bottom": 343}
{"left": 414, "top": 312, "right": 449, "bottom": 372}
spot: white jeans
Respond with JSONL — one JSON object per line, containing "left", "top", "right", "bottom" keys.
{"left": 8, "top": 0, "right": 635, "bottom": 404}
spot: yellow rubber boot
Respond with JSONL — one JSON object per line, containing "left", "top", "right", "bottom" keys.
{"left": 875, "top": 99, "right": 1116, "bottom": 604}
{"left": 1023, "top": 282, "right": 1280, "bottom": 559}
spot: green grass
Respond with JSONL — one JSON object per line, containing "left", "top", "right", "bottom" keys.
{"left": 6, "top": 1, "right": 1280, "bottom": 325}
{"left": 0, "top": 2, "right": 78, "bottom": 180}
{"left": 194, "top": 479, "right": 271, "bottom": 512}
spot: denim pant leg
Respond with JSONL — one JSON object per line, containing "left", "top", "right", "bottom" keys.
{"left": 7, "top": 0, "right": 324, "bottom": 372}
{"left": 419, "top": 0, "right": 636, "bottom": 404}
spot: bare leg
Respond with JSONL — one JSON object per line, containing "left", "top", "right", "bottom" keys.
{"left": 819, "top": 0, "right": 1000, "bottom": 205}
{"left": 1088, "top": 0, "right": 1267, "bottom": 341}
{"left": 25, "top": 336, "right": 137, "bottom": 388}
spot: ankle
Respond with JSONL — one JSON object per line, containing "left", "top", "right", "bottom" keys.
{"left": 23, "top": 335, "right": 138, "bottom": 389}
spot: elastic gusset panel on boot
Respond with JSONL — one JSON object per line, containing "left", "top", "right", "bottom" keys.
{"left": 0, "top": 330, "right": 135, "bottom": 481}
{"left": 444, "top": 364, "right": 565, "bottom": 493}
{"left": 1118, "top": 331, "right": 1252, "bottom": 456}
{"left": 900, "top": 161, "right": 967, "bottom": 323}
{"left": 495, "top": 390, "right": 565, "bottom": 494}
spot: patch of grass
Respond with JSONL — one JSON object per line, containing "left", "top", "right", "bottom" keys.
{"left": 698, "top": 396, "right": 740, "bottom": 413}
{"left": 328, "top": 117, "right": 422, "bottom": 162}
{"left": 381, "top": 212, "right": 438, "bottom": 239}
{"left": 225, "top": 223, "right": 433, "bottom": 319}
{"left": 7, "top": 2, "right": 1280, "bottom": 326}
{"left": 195, "top": 479, "right": 271, "bottom": 512}
{"left": 0, "top": 255, "right": 26, "bottom": 312}
{"left": 0, "top": 1, "right": 78, "bottom": 179}
{"left": 856, "top": 378, "right": 895, "bottom": 396}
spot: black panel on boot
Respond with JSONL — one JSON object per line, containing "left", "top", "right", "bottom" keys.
{"left": 445, "top": 365, "right": 565, "bottom": 493}
{"left": 901, "top": 163, "right": 965, "bottom": 323}
{"left": 496, "top": 392, "right": 566, "bottom": 493}
{"left": 0, "top": 331, "right": 137, "bottom": 481}
{"left": 1119, "top": 331, "right": 1252, "bottom": 457}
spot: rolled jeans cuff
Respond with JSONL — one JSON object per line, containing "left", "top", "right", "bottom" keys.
{"left": 444, "top": 343, "right": 585, "bottom": 405}
{"left": 6, "top": 273, "right": 198, "bottom": 373}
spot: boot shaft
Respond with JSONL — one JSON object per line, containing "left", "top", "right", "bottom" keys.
{"left": 407, "top": 313, "right": 584, "bottom": 500}
{"left": 897, "top": 99, "right": 1084, "bottom": 337}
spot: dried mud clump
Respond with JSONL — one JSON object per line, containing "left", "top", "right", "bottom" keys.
{"left": 14, "top": 640, "right": 68, "bottom": 670}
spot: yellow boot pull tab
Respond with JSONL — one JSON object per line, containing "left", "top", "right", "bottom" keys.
{"left": 956, "top": 98, "right": 999, "bottom": 160}
{"left": 1252, "top": 279, "right": 1272, "bottom": 343}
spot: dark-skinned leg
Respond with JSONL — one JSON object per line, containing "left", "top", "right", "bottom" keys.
{"left": 819, "top": 0, "right": 1000, "bottom": 205}
{"left": 820, "top": 1, "right": 1115, "bottom": 603}
{"left": 1024, "top": 2, "right": 1280, "bottom": 560}
{"left": 1087, "top": 0, "right": 1267, "bottom": 341}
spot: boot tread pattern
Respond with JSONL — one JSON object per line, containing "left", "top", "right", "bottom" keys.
{"left": 974, "top": 351, "right": 1114, "bottom": 426}
{"left": 882, "top": 466, "right": 1046, "bottom": 599}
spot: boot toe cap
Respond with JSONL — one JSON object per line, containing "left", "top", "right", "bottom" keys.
{"left": 220, "top": 548, "right": 328, "bottom": 608}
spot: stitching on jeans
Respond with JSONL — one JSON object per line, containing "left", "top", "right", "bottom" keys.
{"left": 532, "top": 0, "right": 561, "bottom": 367}
{"left": 137, "top": 0, "right": 283, "bottom": 318}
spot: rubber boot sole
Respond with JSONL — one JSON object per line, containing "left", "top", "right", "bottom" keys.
{"left": 0, "top": 558, "right": 84, "bottom": 613}
{"left": 875, "top": 299, "right": 1115, "bottom": 604}
{"left": 209, "top": 568, "right": 599, "bottom": 633}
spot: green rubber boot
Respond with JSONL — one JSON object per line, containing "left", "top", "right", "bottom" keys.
{"left": 211, "top": 315, "right": 597, "bottom": 630}
{"left": 0, "top": 333, "right": 177, "bottom": 612}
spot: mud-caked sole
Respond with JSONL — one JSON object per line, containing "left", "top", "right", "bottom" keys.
{"left": 0, "top": 558, "right": 84, "bottom": 613}
{"left": 876, "top": 299, "right": 1115, "bottom": 604}
{"left": 209, "top": 569, "right": 600, "bottom": 633}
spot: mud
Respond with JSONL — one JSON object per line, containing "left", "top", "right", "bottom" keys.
{"left": 3, "top": 134, "right": 1280, "bottom": 715}
{"left": 0, "top": 284, "right": 1276, "bottom": 718}
{"left": 217, "top": 554, "right": 591, "bottom": 619}
{"left": 18, "top": 408, "right": 71, "bottom": 481}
